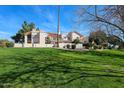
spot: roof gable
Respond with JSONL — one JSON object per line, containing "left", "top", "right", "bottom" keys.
{"left": 68, "top": 31, "right": 83, "bottom": 37}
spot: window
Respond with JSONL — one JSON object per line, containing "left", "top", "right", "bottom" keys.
{"left": 27, "top": 35, "right": 31, "bottom": 43}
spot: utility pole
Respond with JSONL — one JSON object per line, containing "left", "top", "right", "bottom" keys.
{"left": 57, "top": 5, "right": 60, "bottom": 47}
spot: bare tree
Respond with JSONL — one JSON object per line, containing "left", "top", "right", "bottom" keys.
{"left": 75, "top": 5, "right": 124, "bottom": 39}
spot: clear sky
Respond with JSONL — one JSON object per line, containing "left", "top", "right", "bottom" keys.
{"left": 0, "top": 5, "right": 90, "bottom": 40}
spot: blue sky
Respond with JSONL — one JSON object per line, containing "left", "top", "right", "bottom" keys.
{"left": 0, "top": 5, "right": 90, "bottom": 40}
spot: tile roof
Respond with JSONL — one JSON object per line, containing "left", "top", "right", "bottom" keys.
{"left": 47, "top": 33, "right": 62, "bottom": 38}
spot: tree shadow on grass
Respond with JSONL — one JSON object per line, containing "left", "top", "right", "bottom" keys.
{"left": 63, "top": 49, "right": 124, "bottom": 59}
{"left": 83, "top": 51, "right": 124, "bottom": 59}
{"left": 0, "top": 50, "right": 124, "bottom": 87}
{"left": 91, "top": 51, "right": 124, "bottom": 59}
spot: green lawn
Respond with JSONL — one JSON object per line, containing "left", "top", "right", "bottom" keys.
{"left": 0, "top": 48, "right": 124, "bottom": 88}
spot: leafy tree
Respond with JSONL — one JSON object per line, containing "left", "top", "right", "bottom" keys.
{"left": 11, "top": 21, "right": 36, "bottom": 43}
{"left": 72, "top": 38, "right": 80, "bottom": 44}
{"left": 0, "top": 39, "right": 14, "bottom": 48}
{"left": 108, "top": 35, "right": 124, "bottom": 48}
{"left": 36, "top": 27, "right": 40, "bottom": 31}
{"left": 0, "top": 40, "right": 7, "bottom": 48}
{"left": 89, "top": 30, "right": 108, "bottom": 45}
{"left": 71, "top": 38, "right": 80, "bottom": 49}
{"left": 45, "top": 37, "right": 51, "bottom": 44}
{"left": 6, "top": 41, "right": 14, "bottom": 47}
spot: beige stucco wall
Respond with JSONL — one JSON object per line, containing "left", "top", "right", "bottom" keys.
{"left": 14, "top": 43, "right": 83, "bottom": 48}
{"left": 14, "top": 43, "right": 23, "bottom": 47}
{"left": 40, "top": 32, "right": 47, "bottom": 47}
{"left": 76, "top": 44, "right": 83, "bottom": 48}
{"left": 44, "top": 44, "right": 54, "bottom": 47}
{"left": 15, "top": 30, "right": 84, "bottom": 48}
{"left": 59, "top": 43, "right": 71, "bottom": 48}
{"left": 72, "top": 32, "right": 80, "bottom": 41}
{"left": 23, "top": 30, "right": 47, "bottom": 47}
{"left": 24, "top": 44, "right": 33, "bottom": 47}
{"left": 59, "top": 43, "right": 83, "bottom": 49}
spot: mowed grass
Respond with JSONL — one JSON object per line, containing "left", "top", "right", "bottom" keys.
{"left": 0, "top": 48, "right": 124, "bottom": 88}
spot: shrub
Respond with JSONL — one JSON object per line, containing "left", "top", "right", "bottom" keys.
{"left": 94, "top": 45, "right": 98, "bottom": 49}
{"left": 72, "top": 45, "right": 76, "bottom": 49}
{"left": 83, "top": 43, "right": 89, "bottom": 49}
{"left": 0, "top": 42, "right": 6, "bottom": 48}
{"left": 102, "top": 43, "right": 108, "bottom": 49}
{"left": 6, "top": 42, "right": 14, "bottom": 47}
{"left": 67, "top": 44, "right": 70, "bottom": 49}
{"left": 0, "top": 40, "right": 14, "bottom": 48}
{"left": 0, "top": 40, "right": 7, "bottom": 48}
{"left": 72, "top": 38, "right": 80, "bottom": 45}
{"left": 98, "top": 45, "right": 102, "bottom": 49}
{"left": 108, "top": 46, "right": 112, "bottom": 49}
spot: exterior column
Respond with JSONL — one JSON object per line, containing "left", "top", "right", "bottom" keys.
{"left": 31, "top": 34, "right": 34, "bottom": 47}
{"left": 40, "top": 32, "right": 46, "bottom": 47}
{"left": 39, "top": 32, "right": 42, "bottom": 45}
{"left": 40, "top": 32, "right": 42, "bottom": 47}
{"left": 24, "top": 35, "right": 27, "bottom": 47}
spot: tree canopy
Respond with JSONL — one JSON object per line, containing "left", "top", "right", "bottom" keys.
{"left": 76, "top": 5, "right": 124, "bottom": 41}
{"left": 89, "top": 30, "right": 107, "bottom": 45}
{"left": 108, "top": 35, "right": 124, "bottom": 48}
{"left": 72, "top": 38, "right": 80, "bottom": 44}
{"left": 11, "top": 21, "right": 38, "bottom": 43}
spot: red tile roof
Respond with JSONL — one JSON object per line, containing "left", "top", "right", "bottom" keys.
{"left": 48, "top": 33, "right": 61, "bottom": 38}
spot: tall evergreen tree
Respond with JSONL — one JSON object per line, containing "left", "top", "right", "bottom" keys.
{"left": 11, "top": 21, "right": 37, "bottom": 43}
